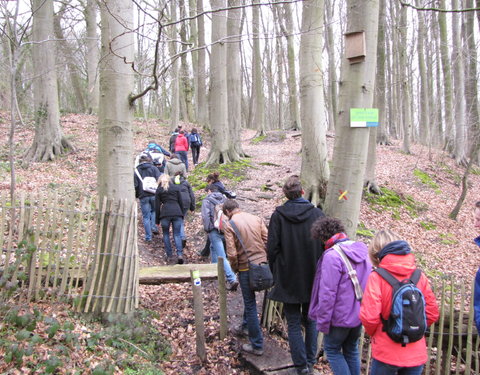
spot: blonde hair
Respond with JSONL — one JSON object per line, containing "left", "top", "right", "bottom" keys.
{"left": 369, "top": 229, "right": 402, "bottom": 267}
{"left": 158, "top": 174, "right": 171, "bottom": 190}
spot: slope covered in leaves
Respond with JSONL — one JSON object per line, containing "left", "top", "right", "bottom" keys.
{"left": 1, "top": 113, "right": 480, "bottom": 374}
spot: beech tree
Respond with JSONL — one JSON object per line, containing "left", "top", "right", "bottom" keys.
{"left": 25, "top": 0, "right": 74, "bottom": 163}
{"left": 298, "top": 0, "right": 330, "bottom": 204}
{"left": 324, "top": 0, "right": 380, "bottom": 237}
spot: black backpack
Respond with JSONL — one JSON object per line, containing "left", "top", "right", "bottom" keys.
{"left": 375, "top": 268, "right": 427, "bottom": 347}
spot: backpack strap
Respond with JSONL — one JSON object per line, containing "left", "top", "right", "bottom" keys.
{"left": 332, "top": 244, "right": 364, "bottom": 301}
{"left": 409, "top": 269, "right": 421, "bottom": 285}
{"left": 374, "top": 267, "right": 400, "bottom": 289}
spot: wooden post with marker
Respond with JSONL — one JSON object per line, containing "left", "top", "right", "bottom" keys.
{"left": 217, "top": 256, "right": 228, "bottom": 340}
{"left": 190, "top": 269, "right": 206, "bottom": 362}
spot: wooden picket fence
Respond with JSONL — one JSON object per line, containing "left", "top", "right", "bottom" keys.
{"left": 0, "top": 192, "right": 138, "bottom": 313}
{"left": 262, "top": 276, "right": 480, "bottom": 374}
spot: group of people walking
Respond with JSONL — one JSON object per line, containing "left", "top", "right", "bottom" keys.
{"left": 220, "top": 175, "right": 439, "bottom": 375}
{"left": 134, "top": 126, "right": 202, "bottom": 263}
{"left": 135, "top": 129, "right": 443, "bottom": 374}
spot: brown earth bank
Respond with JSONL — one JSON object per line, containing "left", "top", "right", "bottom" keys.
{"left": 1, "top": 113, "right": 480, "bottom": 374}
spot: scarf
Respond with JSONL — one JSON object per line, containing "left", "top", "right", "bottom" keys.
{"left": 377, "top": 240, "right": 411, "bottom": 260}
{"left": 324, "top": 232, "right": 349, "bottom": 250}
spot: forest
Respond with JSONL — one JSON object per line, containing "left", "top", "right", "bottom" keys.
{"left": 1, "top": 0, "right": 480, "bottom": 374}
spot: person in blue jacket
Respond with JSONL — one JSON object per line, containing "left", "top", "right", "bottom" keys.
{"left": 473, "top": 201, "right": 480, "bottom": 333}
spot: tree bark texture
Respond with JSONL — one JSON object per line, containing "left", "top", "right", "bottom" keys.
{"left": 85, "top": 0, "right": 100, "bottom": 114}
{"left": 324, "top": 0, "right": 380, "bottom": 238}
{"left": 206, "top": 0, "right": 239, "bottom": 164}
{"left": 227, "top": 0, "right": 246, "bottom": 157}
{"left": 298, "top": 0, "right": 330, "bottom": 205}
{"left": 97, "top": 0, "right": 135, "bottom": 201}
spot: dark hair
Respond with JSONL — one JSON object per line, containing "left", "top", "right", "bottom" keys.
{"left": 174, "top": 127, "right": 179, "bottom": 132}
{"left": 282, "top": 175, "right": 303, "bottom": 200}
{"left": 205, "top": 184, "right": 219, "bottom": 192}
{"left": 171, "top": 153, "right": 179, "bottom": 160}
{"left": 311, "top": 217, "right": 345, "bottom": 242}
{"left": 207, "top": 172, "right": 220, "bottom": 183}
{"left": 139, "top": 154, "right": 151, "bottom": 162}
{"left": 223, "top": 199, "right": 239, "bottom": 213}
{"left": 191, "top": 128, "right": 197, "bottom": 134}
{"left": 179, "top": 130, "right": 185, "bottom": 134}
{"left": 475, "top": 201, "right": 480, "bottom": 209}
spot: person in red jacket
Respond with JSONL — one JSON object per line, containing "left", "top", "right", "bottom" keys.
{"left": 359, "top": 230, "right": 439, "bottom": 375}
{"left": 174, "top": 130, "right": 189, "bottom": 171}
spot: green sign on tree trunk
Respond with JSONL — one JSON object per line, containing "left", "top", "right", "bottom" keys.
{"left": 350, "top": 108, "right": 379, "bottom": 127}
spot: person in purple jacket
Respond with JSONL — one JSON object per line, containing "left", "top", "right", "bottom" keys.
{"left": 308, "top": 217, "right": 372, "bottom": 375}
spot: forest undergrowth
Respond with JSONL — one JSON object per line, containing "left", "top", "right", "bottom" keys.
{"left": 1, "top": 113, "right": 480, "bottom": 374}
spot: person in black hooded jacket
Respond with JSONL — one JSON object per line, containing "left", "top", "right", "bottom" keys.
{"left": 267, "top": 175, "right": 325, "bottom": 375}
{"left": 134, "top": 154, "right": 161, "bottom": 242}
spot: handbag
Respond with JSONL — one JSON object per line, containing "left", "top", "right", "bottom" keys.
{"left": 229, "top": 220, "right": 273, "bottom": 291}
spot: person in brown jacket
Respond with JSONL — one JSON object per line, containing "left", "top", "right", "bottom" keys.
{"left": 223, "top": 199, "right": 268, "bottom": 356}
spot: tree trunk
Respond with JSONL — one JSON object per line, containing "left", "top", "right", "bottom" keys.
{"left": 439, "top": 0, "right": 455, "bottom": 151}
{"left": 298, "top": 0, "right": 330, "bottom": 205}
{"left": 206, "top": 0, "right": 239, "bottom": 164}
{"left": 196, "top": 0, "right": 208, "bottom": 126}
{"left": 324, "top": 0, "right": 337, "bottom": 132}
{"left": 93, "top": 0, "right": 137, "bottom": 315}
{"left": 85, "top": 0, "right": 100, "bottom": 114}
{"left": 189, "top": 0, "right": 198, "bottom": 123}
{"left": 465, "top": 0, "right": 480, "bottom": 154}
{"left": 452, "top": 0, "right": 467, "bottom": 165}
{"left": 227, "top": 0, "right": 246, "bottom": 157}
{"left": 169, "top": 3, "right": 180, "bottom": 130}
{"left": 398, "top": 3, "right": 411, "bottom": 154}
{"left": 374, "top": 0, "right": 389, "bottom": 145}
{"left": 53, "top": 4, "right": 86, "bottom": 113}
{"left": 25, "top": 0, "right": 74, "bottom": 164}
{"left": 281, "top": 1, "right": 301, "bottom": 130}
{"left": 179, "top": 0, "right": 194, "bottom": 122}
{"left": 97, "top": 0, "right": 135, "bottom": 201}
{"left": 324, "top": 0, "right": 380, "bottom": 238}
{"left": 416, "top": 0, "right": 430, "bottom": 146}
{"left": 251, "top": 0, "right": 266, "bottom": 135}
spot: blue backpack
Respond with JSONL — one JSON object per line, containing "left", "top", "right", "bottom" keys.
{"left": 190, "top": 133, "right": 202, "bottom": 147}
{"left": 375, "top": 268, "right": 427, "bottom": 346}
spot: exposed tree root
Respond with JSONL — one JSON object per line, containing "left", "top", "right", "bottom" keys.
{"left": 205, "top": 149, "right": 241, "bottom": 166}
{"left": 23, "top": 136, "right": 75, "bottom": 166}
{"left": 364, "top": 180, "right": 381, "bottom": 195}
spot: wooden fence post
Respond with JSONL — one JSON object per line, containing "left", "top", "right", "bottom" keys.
{"left": 190, "top": 269, "right": 206, "bottom": 362}
{"left": 217, "top": 257, "right": 228, "bottom": 340}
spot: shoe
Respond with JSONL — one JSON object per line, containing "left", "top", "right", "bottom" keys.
{"left": 241, "top": 343, "right": 263, "bottom": 356}
{"left": 152, "top": 230, "right": 159, "bottom": 235}
{"left": 227, "top": 280, "right": 239, "bottom": 291}
{"left": 177, "top": 256, "right": 184, "bottom": 264}
{"left": 233, "top": 325, "right": 249, "bottom": 337}
{"left": 307, "top": 363, "right": 315, "bottom": 375}
{"left": 182, "top": 239, "right": 187, "bottom": 248}
{"left": 145, "top": 238, "right": 152, "bottom": 242}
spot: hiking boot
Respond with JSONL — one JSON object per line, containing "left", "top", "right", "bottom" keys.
{"left": 232, "top": 325, "right": 249, "bottom": 337}
{"left": 307, "top": 363, "right": 315, "bottom": 375}
{"left": 227, "top": 280, "right": 239, "bottom": 291}
{"left": 182, "top": 239, "right": 187, "bottom": 248}
{"left": 241, "top": 343, "right": 263, "bottom": 356}
{"left": 177, "top": 256, "right": 184, "bottom": 264}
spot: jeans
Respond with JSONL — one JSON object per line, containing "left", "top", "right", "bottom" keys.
{"left": 176, "top": 150, "right": 188, "bottom": 171}
{"left": 370, "top": 359, "right": 424, "bottom": 375}
{"left": 323, "top": 325, "right": 362, "bottom": 375}
{"left": 191, "top": 145, "right": 200, "bottom": 165}
{"left": 239, "top": 271, "right": 263, "bottom": 350}
{"left": 208, "top": 229, "right": 236, "bottom": 283}
{"left": 139, "top": 196, "right": 156, "bottom": 241}
{"left": 283, "top": 303, "right": 318, "bottom": 370}
{"left": 160, "top": 216, "right": 183, "bottom": 257}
